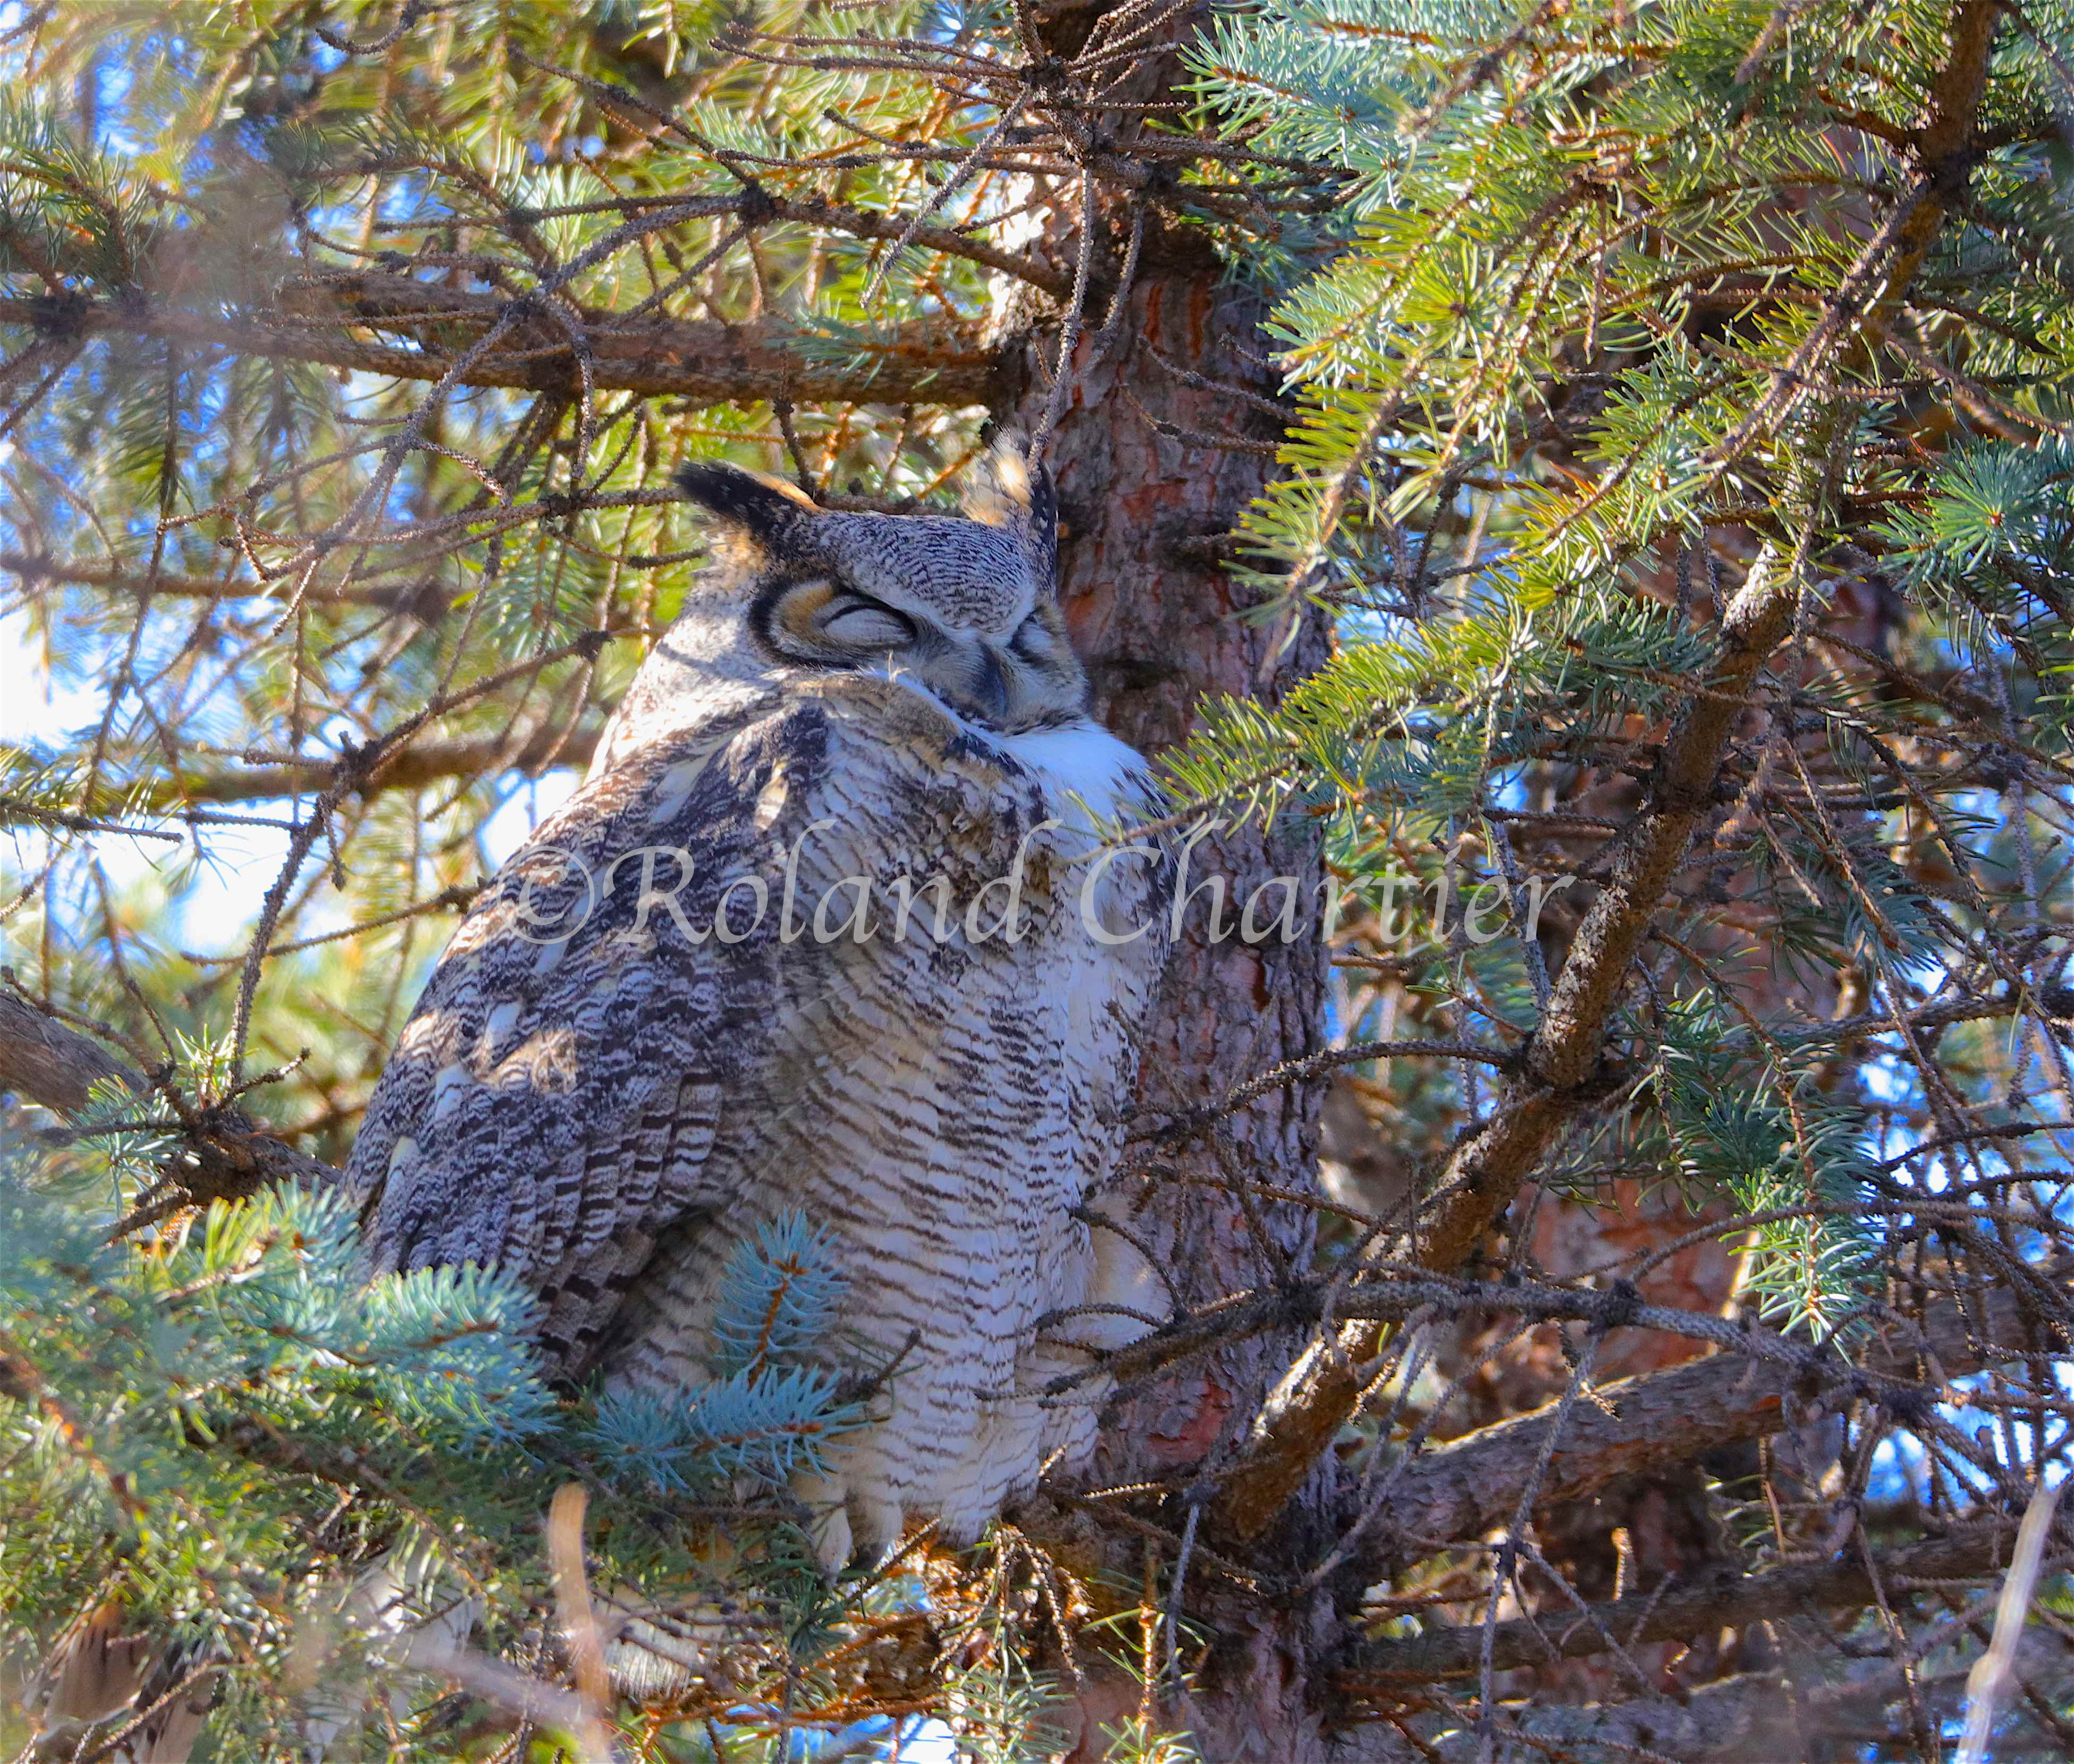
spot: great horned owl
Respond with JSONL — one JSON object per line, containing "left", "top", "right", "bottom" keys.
{"left": 343, "top": 442, "right": 1172, "bottom": 1566}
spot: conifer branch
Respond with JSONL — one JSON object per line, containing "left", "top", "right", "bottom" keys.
{"left": 0, "top": 987, "right": 141, "bottom": 1115}
{"left": 137, "top": 725, "right": 605, "bottom": 808}
{"left": 0, "top": 989, "right": 337, "bottom": 1203}
{"left": 6, "top": 2, "right": 2072, "bottom": 1752}
{"left": 1214, "top": 0, "right": 2011, "bottom": 1541}
{"left": 0, "top": 285, "right": 1007, "bottom": 409}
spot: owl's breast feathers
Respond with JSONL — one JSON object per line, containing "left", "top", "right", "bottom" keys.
{"left": 344, "top": 674, "right": 1172, "bottom": 1390}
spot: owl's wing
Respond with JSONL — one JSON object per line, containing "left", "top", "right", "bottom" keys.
{"left": 344, "top": 693, "right": 845, "bottom": 1375}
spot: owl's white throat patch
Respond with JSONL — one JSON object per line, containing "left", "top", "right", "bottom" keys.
{"left": 858, "top": 662, "right": 1152, "bottom": 830}
{"left": 1001, "top": 720, "right": 1150, "bottom": 832}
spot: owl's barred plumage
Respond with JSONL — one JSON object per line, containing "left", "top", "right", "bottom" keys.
{"left": 344, "top": 443, "right": 1173, "bottom": 1564}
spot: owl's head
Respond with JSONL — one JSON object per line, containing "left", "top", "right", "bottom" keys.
{"left": 675, "top": 440, "right": 1085, "bottom": 733}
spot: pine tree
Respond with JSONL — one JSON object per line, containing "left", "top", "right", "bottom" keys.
{"left": 2, "top": 2, "right": 2072, "bottom": 1760}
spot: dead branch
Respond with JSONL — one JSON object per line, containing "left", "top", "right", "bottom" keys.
{"left": 0, "top": 989, "right": 338, "bottom": 1203}
{"left": 5, "top": 282, "right": 1006, "bottom": 409}
{"left": 1351, "top": 1264, "right": 2062, "bottom": 1575}
{"left": 141, "top": 723, "right": 606, "bottom": 808}
{"left": 0, "top": 987, "right": 142, "bottom": 1115}
{"left": 1349, "top": 1523, "right": 2026, "bottom": 1685}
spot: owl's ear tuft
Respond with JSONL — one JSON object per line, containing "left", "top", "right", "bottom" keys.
{"left": 964, "top": 433, "right": 1059, "bottom": 591}
{"left": 677, "top": 462, "right": 819, "bottom": 550}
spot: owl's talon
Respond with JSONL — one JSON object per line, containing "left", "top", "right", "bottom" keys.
{"left": 793, "top": 1472, "right": 855, "bottom": 1576}
{"left": 811, "top": 1507, "right": 854, "bottom": 1577}
{"left": 847, "top": 1486, "right": 905, "bottom": 1568}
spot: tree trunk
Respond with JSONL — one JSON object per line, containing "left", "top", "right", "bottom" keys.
{"left": 997, "top": 9, "right": 1339, "bottom": 1754}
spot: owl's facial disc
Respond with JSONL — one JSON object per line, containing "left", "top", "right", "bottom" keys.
{"left": 679, "top": 454, "right": 1088, "bottom": 733}
{"left": 752, "top": 573, "right": 1085, "bottom": 732}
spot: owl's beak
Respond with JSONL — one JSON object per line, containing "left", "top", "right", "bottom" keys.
{"left": 972, "top": 648, "right": 1009, "bottom": 724}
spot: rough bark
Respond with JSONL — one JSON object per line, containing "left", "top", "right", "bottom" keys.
{"left": 1039, "top": 273, "right": 1337, "bottom": 1751}
{"left": 0, "top": 990, "right": 141, "bottom": 1115}
{"left": 988, "top": 6, "right": 1340, "bottom": 1756}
